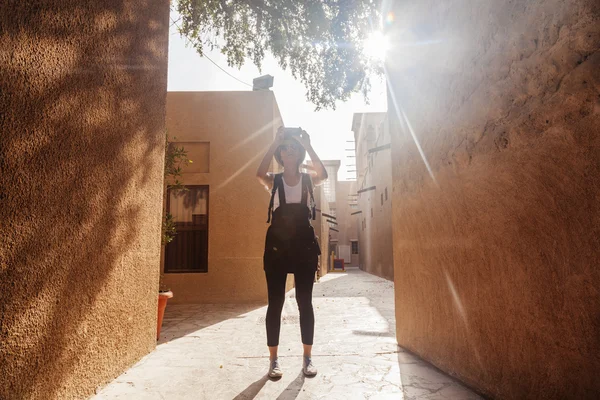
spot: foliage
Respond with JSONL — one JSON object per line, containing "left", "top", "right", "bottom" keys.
{"left": 164, "top": 135, "right": 193, "bottom": 191}
{"left": 175, "top": 0, "right": 383, "bottom": 110}
{"left": 161, "top": 212, "right": 177, "bottom": 246}
{"left": 161, "top": 133, "right": 193, "bottom": 246}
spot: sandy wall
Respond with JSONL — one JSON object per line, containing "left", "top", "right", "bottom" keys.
{"left": 334, "top": 181, "right": 359, "bottom": 267}
{"left": 354, "top": 113, "right": 394, "bottom": 280}
{"left": 163, "top": 91, "right": 294, "bottom": 304}
{"left": 386, "top": 0, "right": 600, "bottom": 398}
{"left": 0, "top": 1, "right": 170, "bottom": 399}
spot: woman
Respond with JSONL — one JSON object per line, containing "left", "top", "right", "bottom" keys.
{"left": 256, "top": 126, "right": 328, "bottom": 378}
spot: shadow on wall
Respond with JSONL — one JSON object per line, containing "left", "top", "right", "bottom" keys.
{"left": 0, "top": 1, "right": 169, "bottom": 399}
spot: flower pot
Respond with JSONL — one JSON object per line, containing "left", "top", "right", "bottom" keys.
{"left": 157, "top": 291, "right": 173, "bottom": 340}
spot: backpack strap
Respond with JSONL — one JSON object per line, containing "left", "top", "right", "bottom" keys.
{"left": 302, "top": 173, "right": 317, "bottom": 220}
{"left": 266, "top": 173, "right": 284, "bottom": 223}
{"left": 301, "top": 173, "right": 308, "bottom": 206}
{"left": 277, "top": 174, "right": 286, "bottom": 206}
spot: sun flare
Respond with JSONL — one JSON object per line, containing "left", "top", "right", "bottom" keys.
{"left": 363, "top": 31, "right": 390, "bottom": 61}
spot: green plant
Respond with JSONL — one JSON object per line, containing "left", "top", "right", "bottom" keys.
{"left": 161, "top": 212, "right": 177, "bottom": 245}
{"left": 164, "top": 134, "right": 193, "bottom": 192}
{"left": 161, "top": 133, "right": 193, "bottom": 246}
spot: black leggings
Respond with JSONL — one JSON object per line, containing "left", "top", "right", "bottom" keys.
{"left": 265, "top": 267, "right": 315, "bottom": 346}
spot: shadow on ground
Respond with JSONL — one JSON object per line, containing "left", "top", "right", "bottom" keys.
{"left": 159, "top": 267, "right": 393, "bottom": 343}
{"left": 159, "top": 303, "right": 267, "bottom": 344}
{"left": 232, "top": 375, "right": 270, "bottom": 400}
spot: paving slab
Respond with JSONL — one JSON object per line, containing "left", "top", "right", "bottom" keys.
{"left": 92, "top": 268, "right": 482, "bottom": 400}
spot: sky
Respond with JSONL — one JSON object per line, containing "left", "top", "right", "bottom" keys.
{"left": 167, "top": 11, "right": 388, "bottom": 181}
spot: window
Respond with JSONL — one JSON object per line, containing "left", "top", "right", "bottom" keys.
{"left": 351, "top": 241, "right": 359, "bottom": 254}
{"left": 385, "top": 187, "right": 388, "bottom": 201}
{"left": 371, "top": 208, "right": 373, "bottom": 218}
{"left": 381, "top": 193, "right": 383, "bottom": 206}
{"left": 165, "top": 186, "right": 209, "bottom": 273}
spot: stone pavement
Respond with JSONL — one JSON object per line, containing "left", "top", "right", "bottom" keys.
{"left": 93, "top": 268, "right": 482, "bottom": 400}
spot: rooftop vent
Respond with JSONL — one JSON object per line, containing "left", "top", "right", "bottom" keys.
{"left": 253, "top": 75, "right": 274, "bottom": 91}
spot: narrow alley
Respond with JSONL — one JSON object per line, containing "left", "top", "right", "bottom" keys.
{"left": 93, "top": 268, "right": 481, "bottom": 400}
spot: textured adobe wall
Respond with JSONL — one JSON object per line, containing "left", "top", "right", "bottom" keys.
{"left": 313, "top": 184, "right": 333, "bottom": 275}
{"left": 354, "top": 113, "right": 394, "bottom": 280}
{"left": 0, "top": 2, "right": 170, "bottom": 399}
{"left": 335, "top": 181, "right": 359, "bottom": 267}
{"left": 387, "top": 0, "right": 599, "bottom": 398}
{"left": 164, "top": 91, "right": 294, "bottom": 304}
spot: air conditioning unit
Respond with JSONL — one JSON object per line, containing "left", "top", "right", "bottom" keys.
{"left": 253, "top": 75, "right": 274, "bottom": 91}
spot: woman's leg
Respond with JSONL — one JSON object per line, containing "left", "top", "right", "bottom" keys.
{"left": 303, "top": 343, "right": 312, "bottom": 358}
{"left": 295, "top": 265, "right": 318, "bottom": 376}
{"left": 265, "top": 268, "right": 288, "bottom": 354}
{"left": 294, "top": 266, "right": 315, "bottom": 351}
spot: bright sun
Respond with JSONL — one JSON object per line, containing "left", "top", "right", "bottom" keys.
{"left": 363, "top": 31, "right": 390, "bottom": 61}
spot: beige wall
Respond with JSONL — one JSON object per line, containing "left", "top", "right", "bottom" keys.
{"left": 0, "top": 2, "right": 170, "bottom": 399}
{"left": 335, "top": 181, "right": 359, "bottom": 267}
{"left": 353, "top": 113, "right": 394, "bottom": 280}
{"left": 164, "top": 91, "right": 294, "bottom": 304}
{"left": 312, "top": 185, "right": 332, "bottom": 276}
{"left": 321, "top": 160, "right": 341, "bottom": 250}
{"left": 386, "top": 0, "right": 600, "bottom": 398}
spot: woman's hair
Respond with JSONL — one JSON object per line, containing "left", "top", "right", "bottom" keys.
{"left": 274, "top": 141, "right": 306, "bottom": 169}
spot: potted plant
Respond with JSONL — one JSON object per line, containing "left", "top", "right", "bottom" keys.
{"left": 157, "top": 281, "right": 173, "bottom": 340}
{"left": 157, "top": 133, "right": 192, "bottom": 340}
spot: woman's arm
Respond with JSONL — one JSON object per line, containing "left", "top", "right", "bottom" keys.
{"left": 256, "top": 127, "right": 284, "bottom": 190}
{"left": 295, "top": 131, "right": 328, "bottom": 186}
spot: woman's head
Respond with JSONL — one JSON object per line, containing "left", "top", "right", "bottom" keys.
{"left": 274, "top": 138, "right": 306, "bottom": 170}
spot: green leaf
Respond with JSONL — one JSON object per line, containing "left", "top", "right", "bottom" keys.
{"left": 174, "top": 0, "right": 383, "bottom": 110}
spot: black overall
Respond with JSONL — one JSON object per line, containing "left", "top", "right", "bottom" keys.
{"left": 263, "top": 173, "right": 320, "bottom": 346}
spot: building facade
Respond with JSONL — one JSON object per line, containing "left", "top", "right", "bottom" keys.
{"left": 320, "top": 160, "right": 341, "bottom": 263}
{"left": 334, "top": 180, "right": 360, "bottom": 267}
{"left": 163, "top": 91, "right": 294, "bottom": 303}
{"left": 352, "top": 112, "right": 394, "bottom": 280}
{"left": 316, "top": 160, "right": 361, "bottom": 268}
{"left": 311, "top": 183, "right": 333, "bottom": 276}
{"left": 385, "top": 0, "right": 600, "bottom": 398}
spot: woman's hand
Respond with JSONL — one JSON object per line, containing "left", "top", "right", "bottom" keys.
{"left": 295, "top": 129, "right": 327, "bottom": 186}
{"left": 256, "top": 126, "right": 285, "bottom": 191}
{"left": 293, "top": 129, "right": 312, "bottom": 150}
{"left": 274, "top": 126, "right": 285, "bottom": 145}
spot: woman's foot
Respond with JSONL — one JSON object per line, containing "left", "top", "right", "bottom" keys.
{"left": 303, "top": 356, "right": 317, "bottom": 376}
{"left": 268, "top": 358, "right": 283, "bottom": 378}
